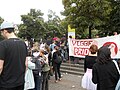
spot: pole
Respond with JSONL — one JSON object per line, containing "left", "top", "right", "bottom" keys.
{"left": 88, "top": 23, "right": 93, "bottom": 39}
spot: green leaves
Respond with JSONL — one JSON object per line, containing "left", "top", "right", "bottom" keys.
{"left": 62, "top": 0, "right": 112, "bottom": 38}
{"left": 0, "top": 17, "right": 4, "bottom": 40}
{"left": 18, "top": 9, "right": 66, "bottom": 41}
{"left": 109, "top": 1, "right": 120, "bottom": 33}
{"left": 18, "top": 9, "right": 45, "bottom": 41}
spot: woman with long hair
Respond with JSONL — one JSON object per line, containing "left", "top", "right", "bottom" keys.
{"left": 39, "top": 49, "right": 50, "bottom": 90}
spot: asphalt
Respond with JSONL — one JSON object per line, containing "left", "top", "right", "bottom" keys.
{"left": 49, "top": 73, "right": 86, "bottom": 90}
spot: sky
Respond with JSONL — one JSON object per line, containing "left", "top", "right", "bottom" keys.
{"left": 0, "top": 0, "right": 64, "bottom": 24}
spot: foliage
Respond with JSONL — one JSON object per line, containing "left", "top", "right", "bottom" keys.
{"left": 18, "top": 9, "right": 46, "bottom": 41}
{"left": 108, "top": 0, "right": 120, "bottom": 35}
{"left": 45, "top": 10, "right": 66, "bottom": 39}
{"left": 62, "top": 0, "right": 112, "bottom": 38}
{"left": 2, "top": 0, "right": 120, "bottom": 40}
{"left": 0, "top": 17, "right": 4, "bottom": 41}
{"left": 0, "top": 17, "right": 4, "bottom": 24}
{"left": 18, "top": 9, "right": 66, "bottom": 41}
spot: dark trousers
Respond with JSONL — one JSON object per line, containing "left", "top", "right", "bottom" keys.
{"left": 54, "top": 63, "right": 61, "bottom": 80}
{"left": 42, "top": 71, "right": 49, "bottom": 90}
{"left": 33, "top": 73, "right": 42, "bottom": 90}
{"left": 70, "top": 56, "right": 74, "bottom": 64}
{"left": 0, "top": 84, "right": 24, "bottom": 90}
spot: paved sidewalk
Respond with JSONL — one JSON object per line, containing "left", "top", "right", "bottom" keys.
{"left": 49, "top": 73, "right": 86, "bottom": 90}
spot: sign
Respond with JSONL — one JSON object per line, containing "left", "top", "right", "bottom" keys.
{"left": 68, "top": 25, "right": 75, "bottom": 38}
{"left": 69, "top": 35, "right": 120, "bottom": 58}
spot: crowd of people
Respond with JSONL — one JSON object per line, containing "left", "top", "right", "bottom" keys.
{"left": 24, "top": 37, "right": 68, "bottom": 90}
{"left": 0, "top": 21, "right": 68, "bottom": 90}
{"left": 0, "top": 21, "right": 120, "bottom": 90}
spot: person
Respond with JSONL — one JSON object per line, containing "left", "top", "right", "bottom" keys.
{"left": 81, "top": 44, "right": 98, "bottom": 90}
{"left": 49, "top": 40, "right": 56, "bottom": 51}
{"left": 40, "top": 50, "right": 50, "bottom": 90}
{"left": 0, "top": 22, "right": 28, "bottom": 90}
{"left": 44, "top": 44, "right": 53, "bottom": 79}
{"left": 31, "top": 47, "right": 42, "bottom": 90}
{"left": 52, "top": 46, "right": 62, "bottom": 83}
{"left": 92, "top": 45, "right": 119, "bottom": 90}
{"left": 68, "top": 35, "right": 75, "bottom": 63}
{"left": 113, "top": 32, "right": 118, "bottom": 36}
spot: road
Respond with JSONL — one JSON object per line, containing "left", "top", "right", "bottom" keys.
{"left": 49, "top": 73, "right": 86, "bottom": 90}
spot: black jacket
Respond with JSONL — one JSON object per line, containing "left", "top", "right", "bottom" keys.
{"left": 92, "top": 61, "right": 119, "bottom": 90}
{"left": 84, "top": 55, "right": 97, "bottom": 72}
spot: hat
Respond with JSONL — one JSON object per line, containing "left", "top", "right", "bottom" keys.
{"left": 0, "top": 22, "right": 14, "bottom": 30}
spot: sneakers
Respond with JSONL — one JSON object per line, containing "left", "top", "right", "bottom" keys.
{"left": 55, "top": 80, "right": 58, "bottom": 83}
{"left": 55, "top": 78, "right": 62, "bottom": 83}
{"left": 58, "top": 78, "right": 62, "bottom": 81}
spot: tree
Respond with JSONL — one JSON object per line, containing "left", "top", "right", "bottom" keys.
{"left": 108, "top": 0, "right": 120, "bottom": 34}
{"left": 18, "top": 9, "right": 66, "bottom": 41}
{"left": 62, "top": 0, "right": 112, "bottom": 38}
{"left": 0, "top": 17, "right": 4, "bottom": 40}
{"left": 45, "top": 10, "right": 66, "bottom": 39}
{"left": 18, "top": 9, "right": 46, "bottom": 41}
{"left": 0, "top": 17, "right": 4, "bottom": 24}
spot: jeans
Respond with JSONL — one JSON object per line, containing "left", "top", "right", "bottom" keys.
{"left": 42, "top": 71, "right": 49, "bottom": 90}
{"left": 53, "top": 63, "right": 61, "bottom": 80}
{"left": 33, "top": 73, "right": 42, "bottom": 90}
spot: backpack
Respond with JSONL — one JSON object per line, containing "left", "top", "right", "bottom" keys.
{"left": 54, "top": 52, "right": 62, "bottom": 64}
{"left": 56, "top": 55, "right": 62, "bottom": 64}
{"left": 31, "top": 56, "right": 42, "bottom": 75}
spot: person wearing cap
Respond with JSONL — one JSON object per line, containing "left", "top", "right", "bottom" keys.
{"left": 0, "top": 22, "right": 28, "bottom": 90}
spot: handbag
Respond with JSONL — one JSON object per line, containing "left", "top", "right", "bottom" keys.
{"left": 49, "top": 66, "right": 53, "bottom": 76}
{"left": 24, "top": 59, "right": 35, "bottom": 90}
{"left": 113, "top": 60, "right": 120, "bottom": 90}
{"left": 42, "top": 64, "right": 50, "bottom": 72}
{"left": 81, "top": 69, "right": 97, "bottom": 90}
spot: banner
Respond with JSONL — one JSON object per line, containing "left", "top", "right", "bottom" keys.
{"left": 69, "top": 35, "right": 120, "bottom": 58}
